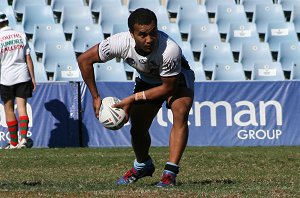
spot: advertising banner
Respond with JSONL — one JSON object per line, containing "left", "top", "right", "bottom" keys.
{"left": 82, "top": 81, "right": 300, "bottom": 147}
{"left": 2, "top": 81, "right": 300, "bottom": 148}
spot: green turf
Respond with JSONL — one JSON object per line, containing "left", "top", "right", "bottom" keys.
{"left": 0, "top": 146, "right": 299, "bottom": 197}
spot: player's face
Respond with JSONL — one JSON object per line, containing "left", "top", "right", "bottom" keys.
{"left": 131, "top": 21, "right": 158, "bottom": 56}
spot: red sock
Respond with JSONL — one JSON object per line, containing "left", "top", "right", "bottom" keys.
{"left": 19, "top": 116, "right": 29, "bottom": 139}
{"left": 7, "top": 120, "right": 18, "bottom": 146}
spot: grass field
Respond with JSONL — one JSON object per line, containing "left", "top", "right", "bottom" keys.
{"left": 0, "top": 146, "right": 299, "bottom": 197}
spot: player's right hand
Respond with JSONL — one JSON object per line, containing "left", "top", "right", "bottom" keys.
{"left": 93, "top": 95, "right": 102, "bottom": 119}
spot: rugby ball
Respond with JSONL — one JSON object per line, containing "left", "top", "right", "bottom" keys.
{"left": 99, "top": 97, "right": 126, "bottom": 130}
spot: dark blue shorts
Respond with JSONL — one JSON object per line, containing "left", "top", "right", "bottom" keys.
{"left": 133, "top": 68, "right": 195, "bottom": 109}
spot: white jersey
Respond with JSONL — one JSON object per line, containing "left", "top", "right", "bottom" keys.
{"left": 98, "top": 31, "right": 181, "bottom": 84}
{"left": 0, "top": 26, "right": 31, "bottom": 86}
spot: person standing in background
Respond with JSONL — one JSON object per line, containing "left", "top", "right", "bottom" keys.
{"left": 0, "top": 12, "right": 36, "bottom": 149}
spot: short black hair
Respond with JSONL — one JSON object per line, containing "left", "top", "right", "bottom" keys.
{"left": 128, "top": 8, "right": 157, "bottom": 32}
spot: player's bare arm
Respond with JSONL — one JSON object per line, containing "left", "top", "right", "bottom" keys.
{"left": 114, "top": 74, "right": 179, "bottom": 118}
{"left": 78, "top": 44, "right": 103, "bottom": 117}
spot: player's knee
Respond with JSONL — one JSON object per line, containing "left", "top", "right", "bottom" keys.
{"left": 172, "top": 104, "right": 191, "bottom": 118}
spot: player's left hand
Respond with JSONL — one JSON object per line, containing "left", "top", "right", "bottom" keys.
{"left": 113, "top": 95, "right": 135, "bottom": 122}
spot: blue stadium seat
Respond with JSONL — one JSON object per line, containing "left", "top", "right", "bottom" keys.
{"left": 176, "top": 4, "right": 209, "bottom": 35}
{"left": 29, "top": 43, "right": 48, "bottom": 82}
{"left": 212, "top": 62, "right": 246, "bottom": 81}
{"left": 71, "top": 24, "right": 104, "bottom": 54}
{"left": 278, "top": 0, "right": 300, "bottom": 14}
{"left": 53, "top": 63, "right": 83, "bottom": 82}
{"left": 240, "top": 0, "right": 273, "bottom": 14}
{"left": 226, "top": 22, "right": 260, "bottom": 52}
{"left": 204, "top": 0, "right": 236, "bottom": 14}
{"left": 61, "top": 5, "right": 94, "bottom": 35}
{"left": 94, "top": 60, "right": 128, "bottom": 81}
{"left": 89, "top": 0, "right": 122, "bottom": 14}
{"left": 189, "top": 62, "right": 207, "bottom": 82}
{"left": 32, "top": 24, "right": 66, "bottom": 55}
{"left": 0, "top": 6, "right": 17, "bottom": 28}
{"left": 158, "top": 23, "right": 182, "bottom": 45}
{"left": 127, "top": 0, "right": 161, "bottom": 13}
{"left": 122, "top": 59, "right": 135, "bottom": 73}
{"left": 200, "top": 42, "right": 235, "bottom": 71}
{"left": 147, "top": 6, "right": 170, "bottom": 24}
{"left": 291, "top": 4, "right": 300, "bottom": 33}
{"left": 0, "top": 0, "right": 8, "bottom": 6}
{"left": 265, "top": 22, "right": 298, "bottom": 52}
{"left": 181, "top": 41, "right": 196, "bottom": 63}
{"left": 99, "top": 4, "right": 130, "bottom": 35}
{"left": 215, "top": 4, "right": 248, "bottom": 34}
{"left": 239, "top": 42, "right": 273, "bottom": 71}
{"left": 253, "top": 3, "right": 286, "bottom": 34}
{"left": 12, "top": 0, "right": 46, "bottom": 16}
{"left": 51, "top": 0, "right": 84, "bottom": 13}
{"left": 111, "top": 23, "right": 129, "bottom": 35}
{"left": 42, "top": 41, "right": 77, "bottom": 73}
{"left": 277, "top": 42, "right": 300, "bottom": 71}
{"left": 290, "top": 61, "right": 300, "bottom": 79}
{"left": 166, "top": 0, "right": 198, "bottom": 16}
{"left": 251, "top": 62, "right": 285, "bottom": 80}
{"left": 22, "top": 5, "right": 55, "bottom": 35}
{"left": 187, "top": 23, "right": 221, "bottom": 53}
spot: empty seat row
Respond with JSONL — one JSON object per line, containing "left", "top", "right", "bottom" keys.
{"left": 5, "top": 2, "right": 300, "bottom": 40}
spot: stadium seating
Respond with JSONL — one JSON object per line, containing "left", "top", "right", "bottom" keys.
{"left": 42, "top": 41, "right": 77, "bottom": 73}
{"left": 239, "top": 42, "right": 273, "bottom": 71}
{"left": 53, "top": 63, "right": 83, "bottom": 82}
{"left": 215, "top": 4, "right": 248, "bottom": 34}
{"left": 253, "top": 4, "right": 286, "bottom": 35}
{"left": 291, "top": 4, "right": 300, "bottom": 33}
{"left": 60, "top": 5, "right": 94, "bottom": 35}
{"left": 147, "top": 6, "right": 170, "bottom": 24}
{"left": 12, "top": 0, "right": 46, "bottom": 17}
{"left": 32, "top": 24, "right": 66, "bottom": 55}
{"left": 290, "top": 61, "right": 300, "bottom": 79}
{"left": 94, "top": 60, "right": 128, "bottom": 81}
{"left": 51, "top": 0, "right": 84, "bottom": 14}
{"left": 22, "top": 5, "right": 56, "bottom": 36}
{"left": 200, "top": 42, "right": 235, "bottom": 71}
{"left": 71, "top": 24, "right": 104, "bottom": 54}
{"left": 158, "top": 23, "right": 182, "bottom": 45}
{"left": 211, "top": 62, "right": 246, "bottom": 81}
{"left": 176, "top": 4, "right": 209, "bottom": 35}
{"left": 166, "top": 0, "right": 198, "bottom": 16}
{"left": 111, "top": 23, "right": 129, "bottom": 35}
{"left": 265, "top": 22, "right": 298, "bottom": 52}
{"left": 89, "top": 0, "right": 122, "bottom": 14}
{"left": 278, "top": 0, "right": 300, "bottom": 16}
{"left": 226, "top": 22, "right": 260, "bottom": 53}
{"left": 98, "top": 4, "right": 130, "bottom": 35}
{"left": 4, "top": 0, "right": 300, "bottom": 82}
{"left": 181, "top": 41, "right": 197, "bottom": 63}
{"left": 240, "top": 0, "right": 273, "bottom": 15}
{"left": 189, "top": 62, "right": 207, "bottom": 82}
{"left": 277, "top": 42, "right": 300, "bottom": 71}
{"left": 127, "top": 0, "right": 161, "bottom": 13}
{"left": 204, "top": 0, "right": 236, "bottom": 15}
{"left": 251, "top": 62, "right": 285, "bottom": 80}
{"left": 29, "top": 43, "right": 48, "bottom": 82}
{"left": 122, "top": 59, "right": 135, "bottom": 73}
{"left": 0, "top": 0, "right": 8, "bottom": 6}
{"left": 187, "top": 23, "right": 221, "bottom": 53}
{"left": 0, "top": 6, "right": 17, "bottom": 28}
